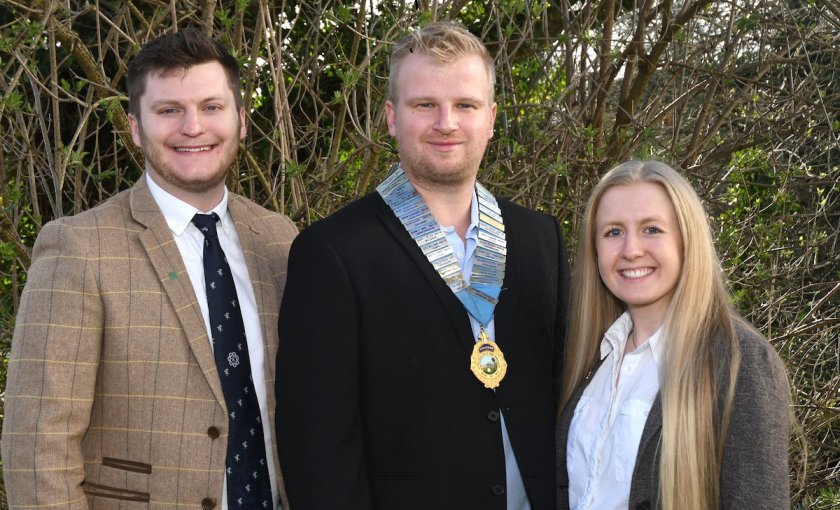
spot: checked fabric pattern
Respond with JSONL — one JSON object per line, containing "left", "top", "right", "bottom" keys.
{"left": 192, "top": 213, "right": 272, "bottom": 508}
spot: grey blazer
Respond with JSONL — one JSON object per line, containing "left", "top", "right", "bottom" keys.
{"left": 557, "top": 320, "right": 791, "bottom": 510}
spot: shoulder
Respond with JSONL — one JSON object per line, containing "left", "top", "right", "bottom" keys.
{"left": 281, "top": 194, "right": 388, "bottom": 283}
{"left": 721, "top": 316, "right": 791, "bottom": 421}
{"left": 64, "top": 187, "right": 133, "bottom": 226}
{"left": 34, "top": 188, "right": 135, "bottom": 246}
{"left": 496, "top": 196, "right": 558, "bottom": 230}
{"left": 316, "top": 193, "right": 382, "bottom": 226}
{"left": 295, "top": 193, "right": 384, "bottom": 243}
{"left": 494, "top": 197, "right": 568, "bottom": 260}
{"left": 731, "top": 318, "right": 788, "bottom": 382}
{"left": 495, "top": 196, "right": 565, "bottom": 246}
{"left": 24, "top": 189, "right": 139, "bottom": 288}
{"left": 228, "top": 192, "right": 298, "bottom": 241}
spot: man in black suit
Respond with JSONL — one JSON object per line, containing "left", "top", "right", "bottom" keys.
{"left": 275, "top": 21, "right": 570, "bottom": 510}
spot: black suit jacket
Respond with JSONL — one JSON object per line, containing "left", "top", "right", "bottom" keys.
{"left": 276, "top": 192, "right": 570, "bottom": 510}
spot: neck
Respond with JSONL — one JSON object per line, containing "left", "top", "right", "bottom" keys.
{"left": 147, "top": 171, "right": 225, "bottom": 213}
{"left": 408, "top": 176, "right": 474, "bottom": 241}
{"left": 627, "top": 310, "right": 665, "bottom": 346}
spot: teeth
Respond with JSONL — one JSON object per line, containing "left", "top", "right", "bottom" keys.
{"left": 175, "top": 146, "right": 212, "bottom": 153}
{"left": 621, "top": 268, "right": 652, "bottom": 279}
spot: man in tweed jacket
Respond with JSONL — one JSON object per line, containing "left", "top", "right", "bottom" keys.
{"left": 1, "top": 29, "right": 296, "bottom": 508}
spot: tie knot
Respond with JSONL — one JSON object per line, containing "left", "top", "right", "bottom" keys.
{"left": 192, "top": 213, "right": 221, "bottom": 239}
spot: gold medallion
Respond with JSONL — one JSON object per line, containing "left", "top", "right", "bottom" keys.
{"left": 470, "top": 329, "right": 508, "bottom": 389}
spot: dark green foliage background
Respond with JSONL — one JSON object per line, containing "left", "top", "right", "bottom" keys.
{"left": 0, "top": 1, "right": 837, "bottom": 507}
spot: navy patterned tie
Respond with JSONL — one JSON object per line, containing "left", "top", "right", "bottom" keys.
{"left": 192, "top": 213, "right": 272, "bottom": 508}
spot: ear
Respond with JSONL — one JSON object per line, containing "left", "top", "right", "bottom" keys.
{"left": 128, "top": 113, "right": 142, "bottom": 147}
{"left": 239, "top": 107, "right": 247, "bottom": 140}
{"left": 385, "top": 100, "right": 397, "bottom": 137}
{"left": 488, "top": 102, "right": 497, "bottom": 139}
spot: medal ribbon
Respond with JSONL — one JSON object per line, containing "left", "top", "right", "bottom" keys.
{"left": 377, "top": 164, "right": 506, "bottom": 325}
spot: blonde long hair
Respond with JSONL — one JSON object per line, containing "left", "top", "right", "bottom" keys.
{"left": 560, "top": 160, "right": 741, "bottom": 509}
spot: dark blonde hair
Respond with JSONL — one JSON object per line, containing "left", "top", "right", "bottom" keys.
{"left": 388, "top": 21, "right": 495, "bottom": 102}
{"left": 560, "top": 160, "right": 741, "bottom": 509}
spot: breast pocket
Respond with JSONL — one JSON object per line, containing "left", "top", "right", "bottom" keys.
{"left": 613, "top": 398, "right": 651, "bottom": 481}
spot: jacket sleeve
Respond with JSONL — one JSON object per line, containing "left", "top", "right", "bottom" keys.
{"left": 1, "top": 220, "right": 101, "bottom": 509}
{"left": 274, "top": 227, "right": 372, "bottom": 510}
{"left": 720, "top": 327, "right": 791, "bottom": 508}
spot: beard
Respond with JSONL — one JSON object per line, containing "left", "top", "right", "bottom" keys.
{"left": 137, "top": 122, "right": 239, "bottom": 194}
{"left": 402, "top": 156, "right": 475, "bottom": 188}
{"left": 398, "top": 140, "right": 487, "bottom": 190}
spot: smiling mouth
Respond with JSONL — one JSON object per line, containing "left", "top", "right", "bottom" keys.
{"left": 174, "top": 145, "right": 214, "bottom": 153}
{"left": 620, "top": 268, "right": 654, "bottom": 279}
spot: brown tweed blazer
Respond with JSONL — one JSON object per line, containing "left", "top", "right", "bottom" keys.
{"left": 1, "top": 176, "right": 297, "bottom": 509}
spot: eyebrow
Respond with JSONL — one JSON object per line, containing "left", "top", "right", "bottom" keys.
{"left": 597, "top": 214, "right": 670, "bottom": 226}
{"left": 147, "top": 96, "right": 228, "bottom": 108}
{"left": 404, "top": 95, "right": 487, "bottom": 103}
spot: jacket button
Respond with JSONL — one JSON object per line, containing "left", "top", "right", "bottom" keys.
{"left": 636, "top": 501, "right": 651, "bottom": 510}
{"left": 491, "top": 483, "right": 506, "bottom": 496}
{"left": 207, "top": 426, "right": 220, "bottom": 439}
{"left": 487, "top": 410, "right": 500, "bottom": 422}
{"left": 201, "top": 497, "right": 216, "bottom": 509}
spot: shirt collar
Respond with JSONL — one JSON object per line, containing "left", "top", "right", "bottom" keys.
{"left": 600, "top": 311, "right": 665, "bottom": 366}
{"left": 466, "top": 186, "right": 479, "bottom": 242}
{"left": 647, "top": 327, "right": 664, "bottom": 366}
{"left": 145, "top": 173, "right": 230, "bottom": 236}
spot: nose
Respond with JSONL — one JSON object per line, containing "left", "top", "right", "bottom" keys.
{"left": 622, "top": 232, "right": 643, "bottom": 259}
{"left": 434, "top": 106, "right": 457, "bottom": 133}
{"left": 180, "top": 108, "right": 204, "bottom": 137}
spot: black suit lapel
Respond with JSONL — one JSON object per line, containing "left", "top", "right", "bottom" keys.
{"left": 374, "top": 194, "right": 476, "bottom": 354}
{"left": 491, "top": 200, "right": 518, "bottom": 366}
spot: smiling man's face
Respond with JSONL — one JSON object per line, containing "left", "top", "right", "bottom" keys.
{"left": 129, "top": 61, "right": 245, "bottom": 206}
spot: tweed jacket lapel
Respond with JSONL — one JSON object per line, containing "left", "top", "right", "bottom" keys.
{"left": 129, "top": 176, "right": 226, "bottom": 408}
{"left": 228, "top": 196, "right": 269, "bottom": 347}
{"left": 375, "top": 194, "right": 476, "bottom": 355}
{"left": 227, "top": 195, "right": 281, "bottom": 383}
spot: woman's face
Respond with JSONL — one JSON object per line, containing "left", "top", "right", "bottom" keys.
{"left": 595, "top": 182, "right": 684, "bottom": 324}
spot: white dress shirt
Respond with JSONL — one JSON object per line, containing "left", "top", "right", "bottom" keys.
{"left": 566, "top": 312, "right": 663, "bottom": 510}
{"left": 146, "top": 174, "right": 280, "bottom": 509}
{"left": 442, "top": 189, "right": 531, "bottom": 510}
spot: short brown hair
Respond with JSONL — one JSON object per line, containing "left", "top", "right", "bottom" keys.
{"left": 388, "top": 21, "right": 495, "bottom": 102}
{"left": 126, "top": 28, "right": 241, "bottom": 118}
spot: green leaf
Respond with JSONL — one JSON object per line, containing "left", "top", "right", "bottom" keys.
{"left": 3, "top": 90, "right": 23, "bottom": 112}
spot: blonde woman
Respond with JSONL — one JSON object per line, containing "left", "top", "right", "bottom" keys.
{"left": 557, "top": 160, "right": 790, "bottom": 509}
